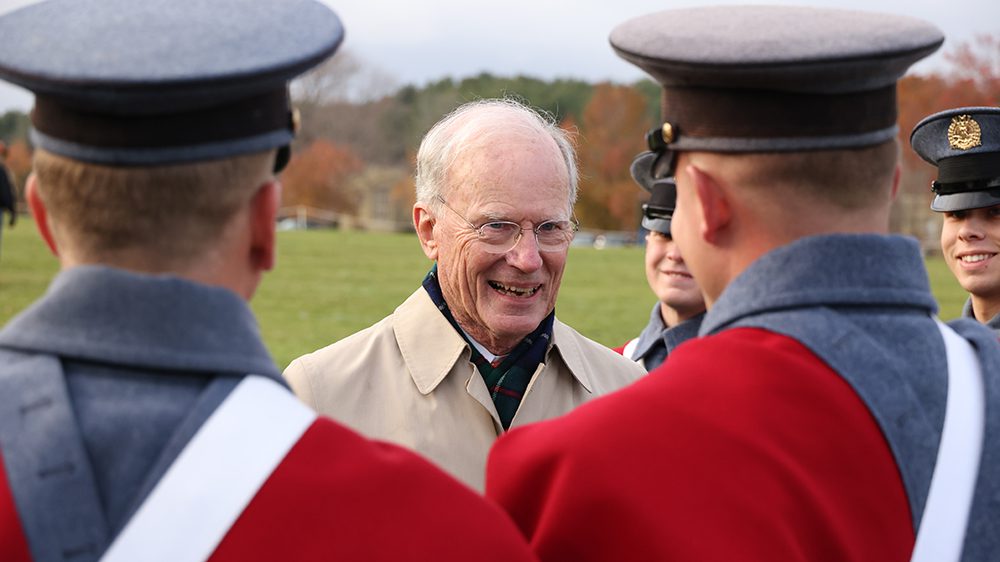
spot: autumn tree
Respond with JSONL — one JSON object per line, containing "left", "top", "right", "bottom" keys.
{"left": 575, "top": 82, "right": 653, "bottom": 231}
{"left": 280, "top": 139, "right": 363, "bottom": 214}
{"left": 945, "top": 34, "right": 1000, "bottom": 106}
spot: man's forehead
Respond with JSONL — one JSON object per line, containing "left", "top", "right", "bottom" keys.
{"left": 447, "top": 140, "right": 569, "bottom": 189}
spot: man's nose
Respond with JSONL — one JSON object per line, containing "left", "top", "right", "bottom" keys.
{"left": 505, "top": 230, "right": 543, "bottom": 272}
{"left": 958, "top": 217, "right": 986, "bottom": 241}
{"left": 665, "top": 239, "right": 684, "bottom": 263}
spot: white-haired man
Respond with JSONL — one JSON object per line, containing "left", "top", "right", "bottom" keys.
{"left": 285, "top": 99, "right": 644, "bottom": 490}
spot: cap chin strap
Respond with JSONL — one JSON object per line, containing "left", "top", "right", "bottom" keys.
{"left": 274, "top": 145, "right": 291, "bottom": 173}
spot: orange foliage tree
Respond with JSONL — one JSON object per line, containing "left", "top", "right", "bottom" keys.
{"left": 574, "top": 83, "right": 654, "bottom": 232}
{"left": 280, "top": 139, "right": 364, "bottom": 213}
{"left": 894, "top": 34, "right": 1000, "bottom": 239}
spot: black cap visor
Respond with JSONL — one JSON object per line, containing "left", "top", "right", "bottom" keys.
{"left": 931, "top": 189, "right": 1000, "bottom": 212}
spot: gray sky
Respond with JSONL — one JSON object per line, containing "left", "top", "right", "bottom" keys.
{"left": 1, "top": 0, "right": 997, "bottom": 113}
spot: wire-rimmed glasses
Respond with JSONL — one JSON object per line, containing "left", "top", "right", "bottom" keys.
{"left": 435, "top": 195, "right": 578, "bottom": 254}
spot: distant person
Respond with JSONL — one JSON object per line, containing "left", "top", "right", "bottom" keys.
{"left": 912, "top": 106, "right": 1000, "bottom": 335}
{"left": 0, "top": 141, "right": 16, "bottom": 261}
{"left": 0, "top": 1, "right": 535, "bottom": 560}
{"left": 616, "top": 164, "right": 705, "bottom": 369}
{"left": 487, "top": 6, "right": 1000, "bottom": 561}
{"left": 285, "top": 99, "right": 645, "bottom": 490}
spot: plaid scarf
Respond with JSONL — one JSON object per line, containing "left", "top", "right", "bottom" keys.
{"left": 423, "top": 266, "right": 554, "bottom": 430}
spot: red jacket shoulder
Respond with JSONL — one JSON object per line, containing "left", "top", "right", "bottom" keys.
{"left": 487, "top": 328, "right": 912, "bottom": 562}
{"left": 214, "top": 417, "right": 536, "bottom": 562}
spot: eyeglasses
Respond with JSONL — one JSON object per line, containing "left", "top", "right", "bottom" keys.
{"left": 435, "top": 195, "right": 579, "bottom": 254}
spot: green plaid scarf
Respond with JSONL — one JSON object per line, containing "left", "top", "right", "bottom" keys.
{"left": 423, "top": 266, "right": 554, "bottom": 430}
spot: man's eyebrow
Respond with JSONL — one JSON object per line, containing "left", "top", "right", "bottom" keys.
{"left": 479, "top": 211, "right": 509, "bottom": 222}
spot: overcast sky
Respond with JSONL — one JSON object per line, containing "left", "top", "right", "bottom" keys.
{"left": 0, "top": 0, "right": 997, "bottom": 113}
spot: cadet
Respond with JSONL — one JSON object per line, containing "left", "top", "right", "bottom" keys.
{"left": 0, "top": 141, "right": 15, "bottom": 262}
{"left": 487, "top": 6, "right": 1000, "bottom": 561}
{"left": 912, "top": 107, "right": 1000, "bottom": 335}
{"left": 0, "top": 1, "right": 534, "bottom": 560}
{"left": 616, "top": 160, "right": 705, "bottom": 369}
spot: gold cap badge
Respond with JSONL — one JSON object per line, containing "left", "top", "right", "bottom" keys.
{"left": 948, "top": 115, "right": 982, "bottom": 151}
{"left": 661, "top": 122, "right": 675, "bottom": 144}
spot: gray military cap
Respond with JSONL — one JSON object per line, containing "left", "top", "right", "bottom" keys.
{"left": 910, "top": 107, "right": 1000, "bottom": 212}
{"left": 610, "top": 5, "right": 943, "bottom": 179}
{"left": 0, "top": 0, "right": 343, "bottom": 172}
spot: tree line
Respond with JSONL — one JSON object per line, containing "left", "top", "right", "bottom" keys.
{"left": 1, "top": 34, "right": 997, "bottom": 244}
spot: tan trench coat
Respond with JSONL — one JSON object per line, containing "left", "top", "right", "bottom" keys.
{"left": 284, "top": 287, "right": 646, "bottom": 490}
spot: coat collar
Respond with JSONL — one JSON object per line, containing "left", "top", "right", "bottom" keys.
{"left": 632, "top": 303, "right": 704, "bottom": 360}
{"left": 394, "top": 287, "right": 594, "bottom": 395}
{"left": 0, "top": 265, "right": 281, "bottom": 381}
{"left": 702, "top": 233, "right": 938, "bottom": 336}
{"left": 962, "top": 297, "right": 1000, "bottom": 334}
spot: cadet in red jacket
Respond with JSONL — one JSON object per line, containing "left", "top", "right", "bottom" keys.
{"left": 0, "top": 2, "right": 535, "bottom": 561}
{"left": 487, "top": 6, "right": 1000, "bottom": 562}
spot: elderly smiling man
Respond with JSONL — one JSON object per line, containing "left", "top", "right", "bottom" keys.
{"left": 285, "top": 99, "right": 644, "bottom": 490}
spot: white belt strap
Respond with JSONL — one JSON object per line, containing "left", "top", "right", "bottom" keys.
{"left": 622, "top": 338, "right": 640, "bottom": 361}
{"left": 101, "top": 376, "right": 317, "bottom": 562}
{"left": 911, "top": 321, "right": 985, "bottom": 562}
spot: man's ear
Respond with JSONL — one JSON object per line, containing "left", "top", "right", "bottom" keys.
{"left": 413, "top": 203, "right": 439, "bottom": 260}
{"left": 685, "top": 163, "right": 732, "bottom": 245}
{"left": 889, "top": 163, "right": 901, "bottom": 202}
{"left": 249, "top": 180, "right": 280, "bottom": 272}
{"left": 25, "top": 174, "right": 59, "bottom": 257}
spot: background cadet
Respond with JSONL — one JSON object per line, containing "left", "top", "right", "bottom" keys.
{"left": 486, "top": 6, "right": 1000, "bottom": 561}
{"left": 616, "top": 162, "right": 705, "bottom": 369}
{"left": 284, "top": 99, "right": 645, "bottom": 491}
{"left": 0, "top": 1, "right": 535, "bottom": 560}
{"left": 912, "top": 107, "right": 1000, "bottom": 335}
{"left": 0, "top": 141, "right": 16, "bottom": 262}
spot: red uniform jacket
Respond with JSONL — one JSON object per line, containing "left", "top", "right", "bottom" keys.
{"left": 2, "top": 416, "right": 537, "bottom": 561}
{"left": 486, "top": 328, "right": 913, "bottom": 561}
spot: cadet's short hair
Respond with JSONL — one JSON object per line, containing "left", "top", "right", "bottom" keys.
{"left": 707, "top": 140, "right": 899, "bottom": 211}
{"left": 33, "top": 149, "right": 274, "bottom": 264}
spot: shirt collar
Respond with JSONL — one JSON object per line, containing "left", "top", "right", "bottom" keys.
{"left": 396, "top": 287, "right": 593, "bottom": 394}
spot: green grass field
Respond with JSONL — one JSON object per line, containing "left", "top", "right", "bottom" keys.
{"left": 0, "top": 217, "right": 969, "bottom": 370}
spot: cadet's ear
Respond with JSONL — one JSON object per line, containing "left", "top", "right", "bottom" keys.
{"left": 25, "top": 174, "right": 59, "bottom": 257}
{"left": 413, "top": 202, "right": 439, "bottom": 261}
{"left": 249, "top": 180, "right": 280, "bottom": 272}
{"left": 685, "top": 163, "right": 731, "bottom": 245}
{"left": 889, "top": 163, "right": 901, "bottom": 202}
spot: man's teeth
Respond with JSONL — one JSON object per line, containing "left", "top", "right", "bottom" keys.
{"left": 961, "top": 254, "right": 993, "bottom": 263}
{"left": 489, "top": 281, "right": 539, "bottom": 297}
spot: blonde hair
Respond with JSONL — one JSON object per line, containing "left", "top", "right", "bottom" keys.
{"left": 33, "top": 149, "right": 274, "bottom": 264}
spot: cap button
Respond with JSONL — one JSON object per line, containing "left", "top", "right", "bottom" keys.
{"left": 661, "top": 122, "right": 675, "bottom": 144}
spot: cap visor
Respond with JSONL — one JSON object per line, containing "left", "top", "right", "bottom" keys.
{"left": 642, "top": 216, "right": 672, "bottom": 234}
{"left": 931, "top": 190, "right": 1000, "bottom": 212}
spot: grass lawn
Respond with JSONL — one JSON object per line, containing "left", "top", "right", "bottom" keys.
{"left": 0, "top": 217, "right": 970, "bottom": 370}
